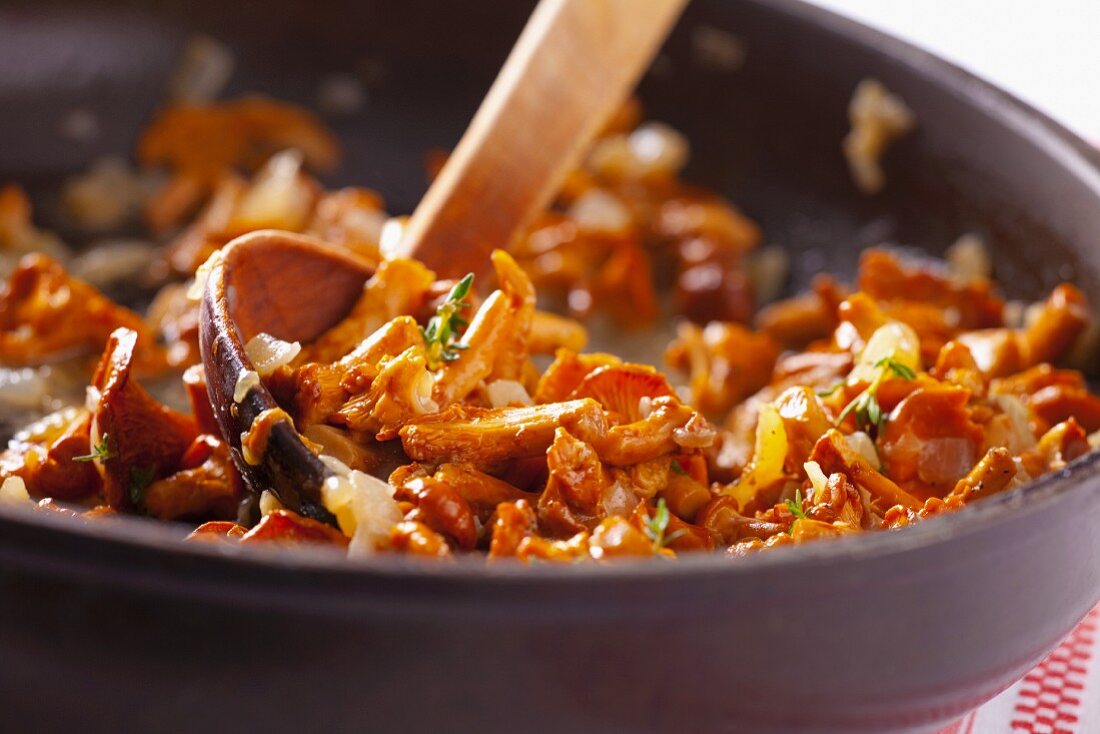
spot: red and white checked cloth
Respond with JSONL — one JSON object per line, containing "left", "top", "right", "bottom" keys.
{"left": 936, "top": 606, "right": 1100, "bottom": 733}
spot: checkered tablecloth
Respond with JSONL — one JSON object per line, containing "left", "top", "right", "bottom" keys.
{"left": 934, "top": 607, "right": 1099, "bottom": 733}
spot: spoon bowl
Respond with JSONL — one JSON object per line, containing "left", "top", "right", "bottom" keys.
{"left": 199, "top": 230, "right": 372, "bottom": 520}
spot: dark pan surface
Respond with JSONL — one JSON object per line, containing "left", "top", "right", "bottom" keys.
{"left": 0, "top": 1, "right": 1098, "bottom": 732}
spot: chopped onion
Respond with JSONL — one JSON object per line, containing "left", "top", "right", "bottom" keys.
{"left": 585, "top": 135, "right": 632, "bottom": 179}
{"left": 627, "top": 122, "right": 689, "bottom": 177}
{"left": 992, "top": 395, "right": 1036, "bottom": 453}
{"left": 0, "top": 367, "right": 48, "bottom": 410}
{"left": 318, "top": 453, "right": 353, "bottom": 478}
{"left": 0, "top": 476, "right": 30, "bottom": 506}
{"left": 849, "top": 321, "right": 921, "bottom": 384}
{"left": 233, "top": 370, "right": 260, "bottom": 404}
{"left": 804, "top": 460, "right": 828, "bottom": 499}
{"left": 228, "top": 149, "right": 313, "bottom": 232}
{"left": 70, "top": 240, "right": 156, "bottom": 289}
{"left": 320, "top": 468, "right": 402, "bottom": 557}
{"left": 187, "top": 248, "right": 225, "bottom": 300}
{"left": 486, "top": 379, "right": 533, "bottom": 408}
{"left": 567, "top": 189, "right": 632, "bottom": 233}
{"left": 335, "top": 205, "right": 387, "bottom": 248}
{"left": 258, "top": 489, "right": 284, "bottom": 517}
{"left": 844, "top": 431, "right": 882, "bottom": 469}
{"left": 378, "top": 216, "right": 408, "bottom": 260}
{"left": 843, "top": 79, "right": 915, "bottom": 195}
{"left": 60, "top": 157, "right": 148, "bottom": 232}
{"left": 946, "top": 234, "right": 991, "bottom": 282}
{"left": 588, "top": 124, "right": 689, "bottom": 180}
{"left": 169, "top": 35, "right": 234, "bottom": 103}
{"left": 245, "top": 332, "right": 302, "bottom": 376}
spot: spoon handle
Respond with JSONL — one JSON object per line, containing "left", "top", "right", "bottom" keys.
{"left": 397, "top": 0, "right": 689, "bottom": 278}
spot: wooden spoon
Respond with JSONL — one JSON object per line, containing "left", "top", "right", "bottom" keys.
{"left": 200, "top": 230, "right": 371, "bottom": 522}
{"left": 200, "top": 0, "right": 688, "bottom": 519}
{"left": 397, "top": 0, "right": 689, "bottom": 278}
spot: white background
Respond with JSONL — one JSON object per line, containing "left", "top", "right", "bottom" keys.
{"left": 808, "top": 0, "right": 1100, "bottom": 144}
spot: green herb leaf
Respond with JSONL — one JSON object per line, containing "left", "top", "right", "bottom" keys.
{"left": 834, "top": 356, "right": 917, "bottom": 434}
{"left": 644, "top": 498, "right": 680, "bottom": 551}
{"left": 670, "top": 460, "right": 687, "bottom": 476}
{"left": 128, "top": 464, "right": 156, "bottom": 508}
{"left": 864, "top": 393, "right": 883, "bottom": 432}
{"left": 785, "top": 489, "right": 807, "bottom": 521}
{"left": 72, "top": 434, "right": 115, "bottom": 463}
{"left": 835, "top": 392, "right": 860, "bottom": 426}
{"left": 875, "top": 356, "right": 917, "bottom": 381}
{"left": 422, "top": 273, "right": 475, "bottom": 369}
{"left": 816, "top": 382, "right": 843, "bottom": 398}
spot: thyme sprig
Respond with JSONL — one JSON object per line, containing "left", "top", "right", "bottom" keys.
{"left": 128, "top": 464, "right": 156, "bottom": 508}
{"left": 785, "top": 488, "right": 807, "bottom": 535}
{"left": 644, "top": 498, "right": 686, "bottom": 551}
{"left": 784, "top": 489, "right": 807, "bottom": 521}
{"left": 72, "top": 434, "right": 115, "bottom": 463}
{"left": 833, "top": 357, "right": 916, "bottom": 434}
{"left": 422, "top": 273, "right": 474, "bottom": 368}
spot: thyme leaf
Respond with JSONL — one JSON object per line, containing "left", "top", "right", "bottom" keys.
{"left": 72, "top": 434, "right": 115, "bottom": 463}
{"left": 784, "top": 489, "right": 807, "bottom": 521}
{"left": 644, "top": 498, "right": 683, "bottom": 551}
{"left": 834, "top": 356, "right": 916, "bottom": 434}
{"left": 876, "top": 356, "right": 916, "bottom": 380}
{"left": 128, "top": 464, "right": 156, "bottom": 508}
{"left": 422, "top": 273, "right": 474, "bottom": 369}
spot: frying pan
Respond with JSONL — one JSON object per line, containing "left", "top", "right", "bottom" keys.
{"left": 1, "top": 1, "right": 1099, "bottom": 732}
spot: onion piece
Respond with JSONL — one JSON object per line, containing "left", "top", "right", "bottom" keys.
{"left": 0, "top": 367, "right": 49, "bottom": 411}
{"left": 486, "top": 379, "right": 533, "bottom": 408}
{"left": 244, "top": 332, "right": 302, "bottom": 376}
{"left": 844, "top": 431, "right": 882, "bottom": 469}
{"left": 258, "top": 489, "right": 284, "bottom": 517}
{"left": 320, "top": 468, "right": 402, "bottom": 557}
{"left": 0, "top": 476, "right": 30, "bottom": 506}
{"left": 187, "top": 248, "right": 225, "bottom": 300}
{"left": 318, "top": 453, "right": 352, "bottom": 478}
{"left": 169, "top": 35, "right": 235, "bottom": 103}
{"left": 946, "top": 234, "right": 991, "bottom": 282}
{"left": 627, "top": 122, "right": 689, "bottom": 177}
{"left": 233, "top": 370, "right": 260, "bottom": 404}
{"left": 804, "top": 460, "right": 828, "bottom": 500}
{"left": 228, "top": 149, "right": 314, "bottom": 232}
{"left": 71, "top": 240, "right": 157, "bottom": 289}
{"left": 567, "top": 189, "right": 632, "bottom": 233}
{"left": 849, "top": 321, "right": 922, "bottom": 384}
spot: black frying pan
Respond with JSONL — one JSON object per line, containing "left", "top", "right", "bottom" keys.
{"left": 1, "top": 1, "right": 1099, "bottom": 732}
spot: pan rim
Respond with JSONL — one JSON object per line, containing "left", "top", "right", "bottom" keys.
{"left": 2, "top": 0, "right": 1100, "bottom": 590}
